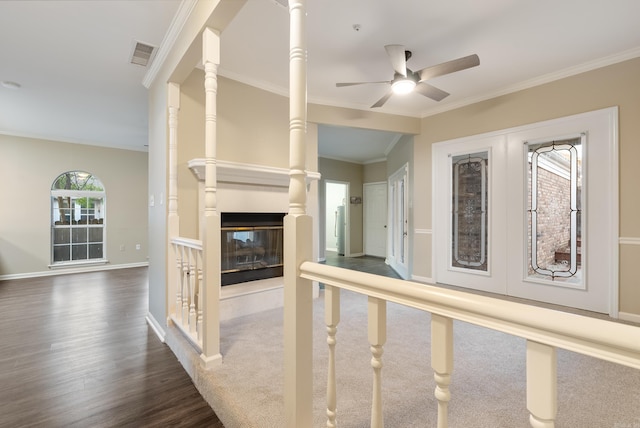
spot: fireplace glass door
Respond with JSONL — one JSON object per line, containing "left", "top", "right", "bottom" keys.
{"left": 221, "top": 226, "right": 283, "bottom": 274}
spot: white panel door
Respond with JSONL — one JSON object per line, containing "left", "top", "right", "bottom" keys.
{"left": 364, "top": 182, "right": 387, "bottom": 258}
{"left": 433, "top": 108, "right": 618, "bottom": 315}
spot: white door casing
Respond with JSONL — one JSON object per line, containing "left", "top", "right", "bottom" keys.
{"left": 388, "top": 164, "right": 409, "bottom": 279}
{"left": 433, "top": 107, "right": 618, "bottom": 315}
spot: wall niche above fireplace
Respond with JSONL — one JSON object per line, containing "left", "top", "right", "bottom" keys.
{"left": 221, "top": 212, "right": 285, "bottom": 286}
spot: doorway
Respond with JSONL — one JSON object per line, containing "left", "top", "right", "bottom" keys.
{"left": 325, "top": 181, "right": 349, "bottom": 256}
{"left": 388, "top": 164, "right": 409, "bottom": 279}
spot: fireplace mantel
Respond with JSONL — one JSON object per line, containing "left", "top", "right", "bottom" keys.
{"left": 188, "top": 158, "right": 321, "bottom": 187}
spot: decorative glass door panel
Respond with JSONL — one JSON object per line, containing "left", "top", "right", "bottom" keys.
{"left": 526, "top": 136, "right": 583, "bottom": 287}
{"left": 451, "top": 152, "right": 488, "bottom": 272}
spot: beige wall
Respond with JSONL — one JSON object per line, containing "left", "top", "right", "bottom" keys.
{"left": 414, "top": 57, "right": 640, "bottom": 316}
{"left": 0, "top": 135, "right": 148, "bottom": 277}
{"left": 363, "top": 161, "right": 386, "bottom": 183}
{"left": 176, "top": 69, "right": 311, "bottom": 240}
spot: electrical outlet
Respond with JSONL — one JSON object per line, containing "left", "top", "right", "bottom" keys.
{"left": 136, "top": 244, "right": 141, "bottom": 250}
{"left": 119, "top": 244, "right": 125, "bottom": 251}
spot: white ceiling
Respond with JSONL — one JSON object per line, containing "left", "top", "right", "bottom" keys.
{"left": 2, "top": 0, "right": 640, "bottom": 162}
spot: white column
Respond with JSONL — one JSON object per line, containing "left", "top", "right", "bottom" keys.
{"left": 527, "top": 340, "right": 557, "bottom": 428}
{"left": 431, "top": 314, "right": 454, "bottom": 428}
{"left": 200, "top": 27, "right": 222, "bottom": 368}
{"left": 284, "top": 0, "right": 313, "bottom": 427}
{"left": 167, "top": 82, "right": 180, "bottom": 320}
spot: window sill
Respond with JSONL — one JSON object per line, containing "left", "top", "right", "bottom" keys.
{"left": 49, "top": 259, "right": 109, "bottom": 269}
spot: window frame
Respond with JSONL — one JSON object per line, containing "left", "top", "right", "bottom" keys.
{"left": 50, "top": 174, "right": 107, "bottom": 267}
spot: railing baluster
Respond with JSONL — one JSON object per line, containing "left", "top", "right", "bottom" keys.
{"left": 527, "top": 340, "right": 557, "bottom": 428}
{"left": 170, "top": 238, "right": 204, "bottom": 351}
{"left": 175, "top": 243, "right": 184, "bottom": 323}
{"left": 188, "top": 247, "right": 197, "bottom": 335}
{"left": 196, "top": 248, "right": 203, "bottom": 343}
{"left": 182, "top": 246, "right": 189, "bottom": 324}
{"left": 325, "top": 285, "right": 340, "bottom": 428}
{"left": 368, "top": 296, "right": 387, "bottom": 428}
{"left": 431, "top": 314, "right": 454, "bottom": 428}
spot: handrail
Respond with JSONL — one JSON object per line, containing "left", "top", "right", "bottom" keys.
{"left": 299, "top": 261, "right": 640, "bottom": 369}
{"left": 171, "top": 236, "right": 203, "bottom": 250}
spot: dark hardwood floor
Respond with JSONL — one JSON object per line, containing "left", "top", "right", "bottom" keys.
{"left": 322, "top": 251, "right": 402, "bottom": 279}
{"left": 0, "top": 267, "right": 223, "bottom": 428}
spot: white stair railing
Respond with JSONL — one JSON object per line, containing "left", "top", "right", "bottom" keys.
{"left": 170, "top": 237, "right": 203, "bottom": 350}
{"left": 299, "top": 261, "right": 640, "bottom": 428}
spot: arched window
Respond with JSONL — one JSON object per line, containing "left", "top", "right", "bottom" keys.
{"left": 51, "top": 171, "right": 105, "bottom": 264}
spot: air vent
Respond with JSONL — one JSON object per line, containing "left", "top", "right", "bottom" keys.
{"left": 130, "top": 41, "right": 156, "bottom": 67}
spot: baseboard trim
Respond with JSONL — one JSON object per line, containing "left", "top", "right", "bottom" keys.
{"left": 146, "top": 313, "right": 167, "bottom": 342}
{"left": 0, "top": 262, "right": 149, "bottom": 281}
{"left": 618, "top": 311, "right": 640, "bottom": 325}
{"left": 349, "top": 252, "right": 365, "bottom": 257}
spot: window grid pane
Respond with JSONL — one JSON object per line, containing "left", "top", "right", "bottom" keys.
{"left": 451, "top": 151, "right": 489, "bottom": 272}
{"left": 527, "top": 138, "right": 582, "bottom": 283}
{"left": 51, "top": 171, "right": 105, "bottom": 264}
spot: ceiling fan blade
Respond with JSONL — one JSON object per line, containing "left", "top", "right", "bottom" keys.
{"left": 336, "top": 81, "right": 389, "bottom": 87}
{"left": 417, "top": 54, "right": 480, "bottom": 82}
{"left": 371, "top": 90, "right": 394, "bottom": 108}
{"left": 384, "top": 44, "right": 407, "bottom": 77}
{"left": 415, "top": 82, "right": 450, "bottom": 102}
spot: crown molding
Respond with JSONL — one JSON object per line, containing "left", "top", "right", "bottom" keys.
{"left": 418, "top": 46, "right": 640, "bottom": 118}
{"left": 143, "top": 0, "right": 199, "bottom": 89}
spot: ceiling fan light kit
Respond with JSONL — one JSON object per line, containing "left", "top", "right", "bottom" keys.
{"left": 336, "top": 44, "right": 480, "bottom": 108}
{"left": 391, "top": 75, "right": 417, "bottom": 94}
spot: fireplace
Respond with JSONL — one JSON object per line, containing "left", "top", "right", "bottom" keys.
{"left": 221, "top": 212, "right": 285, "bottom": 286}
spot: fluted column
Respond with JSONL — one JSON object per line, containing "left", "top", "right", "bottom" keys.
{"left": 167, "top": 82, "right": 180, "bottom": 319}
{"left": 284, "top": 0, "right": 313, "bottom": 427}
{"left": 200, "top": 27, "right": 222, "bottom": 368}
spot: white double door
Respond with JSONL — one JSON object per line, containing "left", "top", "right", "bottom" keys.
{"left": 433, "top": 108, "right": 618, "bottom": 314}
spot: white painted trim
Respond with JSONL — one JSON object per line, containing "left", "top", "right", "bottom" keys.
{"left": 363, "top": 157, "right": 387, "bottom": 165}
{"left": 0, "top": 262, "right": 148, "bottom": 281}
{"left": 142, "top": 0, "right": 198, "bottom": 89}
{"left": 349, "top": 252, "right": 365, "bottom": 257}
{"left": 609, "top": 108, "right": 620, "bottom": 319}
{"left": 414, "top": 229, "right": 432, "bottom": 235}
{"left": 384, "top": 134, "right": 403, "bottom": 156}
{"left": 49, "top": 258, "right": 109, "bottom": 269}
{"left": 619, "top": 237, "right": 640, "bottom": 245}
{"left": 146, "top": 313, "right": 167, "bottom": 343}
{"left": 188, "top": 158, "right": 321, "bottom": 187}
{"left": 411, "top": 274, "right": 434, "bottom": 284}
{"left": 619, "top": 312, "right": 640, "bottom": 325}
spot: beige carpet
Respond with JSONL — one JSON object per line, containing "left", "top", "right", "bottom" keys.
{"left": 167, "top": 289, "right": 640, "bottom": 428}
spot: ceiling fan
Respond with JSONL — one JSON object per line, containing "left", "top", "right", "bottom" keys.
{"left": 336, "top": 45, "right": 480, "bottom": 108}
